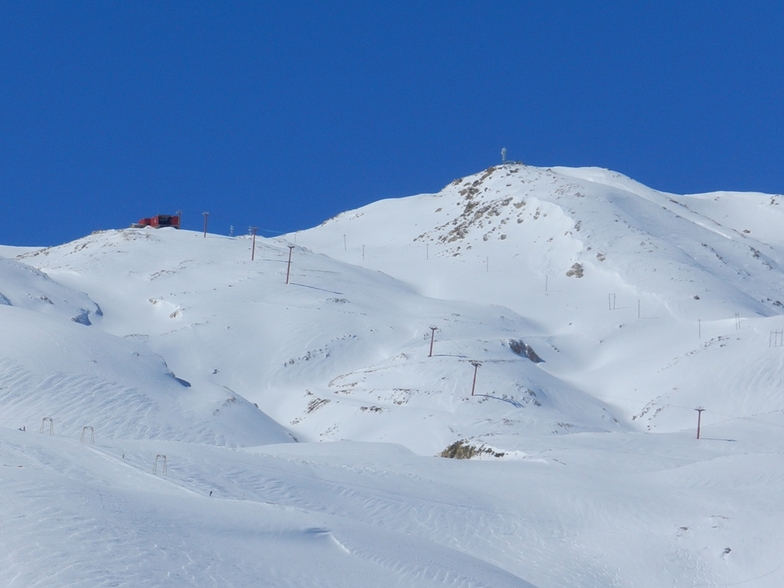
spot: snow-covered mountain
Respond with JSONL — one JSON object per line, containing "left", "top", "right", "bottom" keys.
{"left": 2, "top": 163, "right": 783, "bottom": 587}
{"left": 296, "top": 164, "right": 784, "bottom": 432}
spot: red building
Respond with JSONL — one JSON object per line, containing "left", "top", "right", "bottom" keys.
{"left": 132, "top": 215, "right": 180, "bottom": 229}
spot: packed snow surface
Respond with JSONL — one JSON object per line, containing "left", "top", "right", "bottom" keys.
{"left": 2, "top": 163, "right": 784, "bottom": 586}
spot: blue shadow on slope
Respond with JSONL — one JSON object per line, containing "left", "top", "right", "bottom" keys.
{"left": 474, "top": 393, "right": 525, "bottom": 408}
{"left": 289, "top": 282, "right": 345, "bottom": 295}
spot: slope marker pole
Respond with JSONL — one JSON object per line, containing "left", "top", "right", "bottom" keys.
{"left": 250, "top": 227, "right": 258, "bottom": 261}
{"left": 470, "top": 361, "right": 481, "bottom": 396}
{"left": 39, "top": 417, "right": 54, "bottom": 435}
{"left": 202, "top": 211, "right": 209, "bottom": 238}
{"left": 80, "top": 426, "right": 94, "bottom": 444}
{"left": 428, "top": 326, "right": 438, "bottom": 357}
{"left": 695, "top": 407, "right": 705, "bottom": 439}
{"left": 152, "top": 454, "right": 168, "bottom": 475}
{"left": 285, "top": 245, "right": 295, "bottom": 284}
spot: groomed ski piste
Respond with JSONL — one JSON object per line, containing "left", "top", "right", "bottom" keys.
{"left": 2, "top": 163, "right": 783, "bottom": 586}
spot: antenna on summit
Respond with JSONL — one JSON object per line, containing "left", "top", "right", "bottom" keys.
{"left": 501, "top": 147, "right": 507, "bottom": 164}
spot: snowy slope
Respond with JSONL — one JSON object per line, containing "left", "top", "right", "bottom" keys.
{"left": 2, "top": 410, "right": 782, "bottom": 587}
{"left": 13, "top": 227, "right": 626, "bottom": 454}
{"left": 0, "top": 255, "right": 101, "bottom": 324}
{"left": 2, "top": 163, "right": 784, "bottom": 586}
{"left": 0, "top": 255, "right": 292, "bottom": 446}
{"left": 294, "top": 164, "right": 784, "bottom": 432}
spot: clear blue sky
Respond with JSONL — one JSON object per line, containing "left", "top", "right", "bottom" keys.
{"left": 1, "top": 1, "right": 783, "bottom": 246}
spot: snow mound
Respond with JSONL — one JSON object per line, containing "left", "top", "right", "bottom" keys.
{"left": 0, "top": 305, "right": 293, "bottom": 446}
{"left": 0, "top": 256, "right": 102, "bottom": 325}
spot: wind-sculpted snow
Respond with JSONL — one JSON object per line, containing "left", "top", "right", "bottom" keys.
{"left": 0, "top": 306, "right": 292, "bottom": 447}
{"left": 0, "top": 431, "right": 540, "bottom": 587}
{"left": 0, "top": 256, "right": 102, "bottom": 324}
{"left": 2, "top": 424, "right": 782, "bottom": 587}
